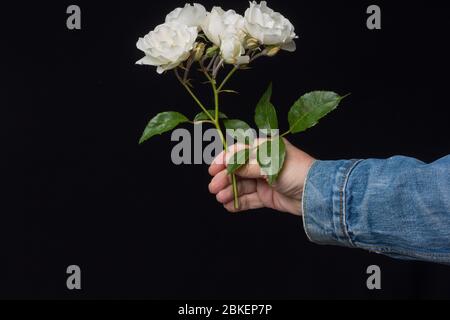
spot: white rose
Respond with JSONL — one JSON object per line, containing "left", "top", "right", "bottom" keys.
{"left": 220, "top": 35, "right": 250, "bottom": 65}
{"left": 244, "top": 1, "right": 297, "bottom": 51}
{"left": 136, "top": 22, "right": 198, "bottom": 74}
{"left": 165, "top": 3, "right": 207, "bottom": 28}
{"left": 202, "top": 7, "right": 246, "bottom": 46}
{"left": 202, "top": 7, "right": 249, "bottom": 64}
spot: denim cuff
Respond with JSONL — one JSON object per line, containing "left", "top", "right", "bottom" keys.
{"left": 302, "top": 159, "right": 362, "bottom": 248}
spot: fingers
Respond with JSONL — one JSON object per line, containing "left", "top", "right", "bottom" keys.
{"left": 210, "top": 154, "right": 263, "bottom": 179}
{"left": 216, "top": 179, "right": 257, "bottom": 204}
{"left": 209, "top": 143, "right": 257, "bottom": 177}
{"left": 208, "top": 151, "right": 226, "bottom": 177}
{"left": 224, "top": 144, "right": 264, "bottom": 179}
{"left": 208, "top": 169, "right": 231, "bottom": 194}
{"left": 209, "top": 144, "right": 246, "bottom": 177}
{"left": 208, "top": 170, "right": 261, "bottom": 213}
{"left": 223, "top": 193, "right": 264, "bottom": 213}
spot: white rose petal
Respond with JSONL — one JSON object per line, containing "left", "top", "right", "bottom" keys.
{"left": 244, "top": 1, "right": 297, "bottom": 50}
{"left": 221, "top": 9, "right": 247, "bottom": 41}
{"left": 202, "top": 7, "right": 225, "bottom": 46}
{"left": 136, "top": 22, "right": 198, "bottom": 74}
{"left": 202, "top": 7, "right": 246, "bottom": 46}
{"left": 165, "top": 3, "right": 207, "bottom": 28}
{"left": 202, "top": 7, "right": 248, "bottom": 65}
{"left": 220, "top": 35, "right": 250, "bottom": 65}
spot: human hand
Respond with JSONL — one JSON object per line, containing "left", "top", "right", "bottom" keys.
{"left": 208, "top": 139, "right": 316, "bottom": 216}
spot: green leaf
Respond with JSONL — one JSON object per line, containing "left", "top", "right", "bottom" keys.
{"left": 227, "top": 148, "right": 250, "bottom": 175}
{"left": 223, "top": 119, "right": 251, "bottom": 131}
{"left": 257, "top": 138, "right": 286, "bottom": 185}
{"left": 224, "top": 119, "right": 253, "bottom": 145}
{"left": 254, "top": 83, "right": 278, "bottom": 132}
{"left": 139, "top": 112, "right": 189, "bottom": 144}
{"left": 194, "top": 110, "right": 228, "bottom": 122}
{"left": 288, "top": 91, "right": 346, "bottom": 134}
{"left": 220, "top": 89, "right": 239, "bottom": 95}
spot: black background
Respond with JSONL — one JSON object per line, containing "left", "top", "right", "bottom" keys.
{"left": 2, "top": 0, "right": 450, "bottom": 299}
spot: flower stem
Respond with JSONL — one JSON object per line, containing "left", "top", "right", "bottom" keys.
{"left": 179, "top": 66, "right": 240, "bottom": 210}
{"left": 280, "top": 130, "right": 291, "bottom": 138}
{"left": 231, "top": 175, "right": 239, "bottom": 209}
{"left": 249, "top": 49, "right": 268, "bottom": 63}
{"left": 183, "top": 56, "right": 194, "bottom": 82}
{"left": 204, "top": 68, "right": 240, "bottom": 209}
{"left": 218, "top": 66, "right": 238, "bottom": 92}
{"left": 213, "top": 90, "right": 239, "bottom": 210}
{"left": 206, "top": 54, "right": 218, "bottom": 72}
{"left": 174, "top": 69, "right": 215, "bottom": 122}
{"left": 212, "top": 58, "right": 224, "bottom": 79}
{"left": 214, "top": 123, "right": 239, "bottom": 209}
{"left": 212, "top": 80, "right": 220, "bottom": 123}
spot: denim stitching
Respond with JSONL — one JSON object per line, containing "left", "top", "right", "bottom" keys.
{"left": 357, "top": 244, "right": 450, "bottom": 260}
{"left": 339, "top": 160, "right": 362, "bottom": 248}
{"left": 301, "top": 160, "right": 320, "bottom": 243}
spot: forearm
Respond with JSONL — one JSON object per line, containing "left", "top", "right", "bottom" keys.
{"left": 302, "top": 155, "right": 450, "bottom": 264}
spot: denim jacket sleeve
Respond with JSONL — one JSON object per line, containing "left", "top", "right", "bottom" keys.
{"left": 302, "top": 155, "right": 450, "bottom": 264}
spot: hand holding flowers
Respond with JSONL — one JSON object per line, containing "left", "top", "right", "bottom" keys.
{"left": 136, "top": 2, "right": 348, "bottom": 209}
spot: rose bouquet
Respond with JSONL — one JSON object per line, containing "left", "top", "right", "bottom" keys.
{"left": 136, "top": 1, "right": 347, "bottom": 209}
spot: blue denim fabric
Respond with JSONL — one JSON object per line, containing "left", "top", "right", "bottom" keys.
{"left": 302, "top": 156, "right": 450, "bottom": 264}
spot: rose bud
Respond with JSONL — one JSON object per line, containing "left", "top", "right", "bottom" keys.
{"left": 193, "top": 42, "right": 206, "bottom": 61}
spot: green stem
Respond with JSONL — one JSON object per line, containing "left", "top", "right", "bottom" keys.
{"left": 212, "top": 81, "right": 220, "bottom": 123}
{"left": 174, "top": 69, "right": 215, "bottom": 122}
{"left": 280, "top": 130, "right": 291, "bottom": 138}
{"left": 231, "top": 175, "right": 239, "bottom": 209}
{"left": 214, "top": 123, "right": 240, "bottom": 210}
{"left": 216, "top": 127, "right": 227, "bottom": 148}
{"left": 200, "top": 69, "right": 220, "bottom": 123}
{"left": 218, "top": 66, "right": 238, "bottom": 92}
{"left": 185, "top": 67, "right": 240, "bottom": 210}
{"left": 205, "top": 69, "right": 240, "bottom": 209}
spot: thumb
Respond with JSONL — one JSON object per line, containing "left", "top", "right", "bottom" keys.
{"left": 235, "top": 162, "right": 264, "bottom": 179}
